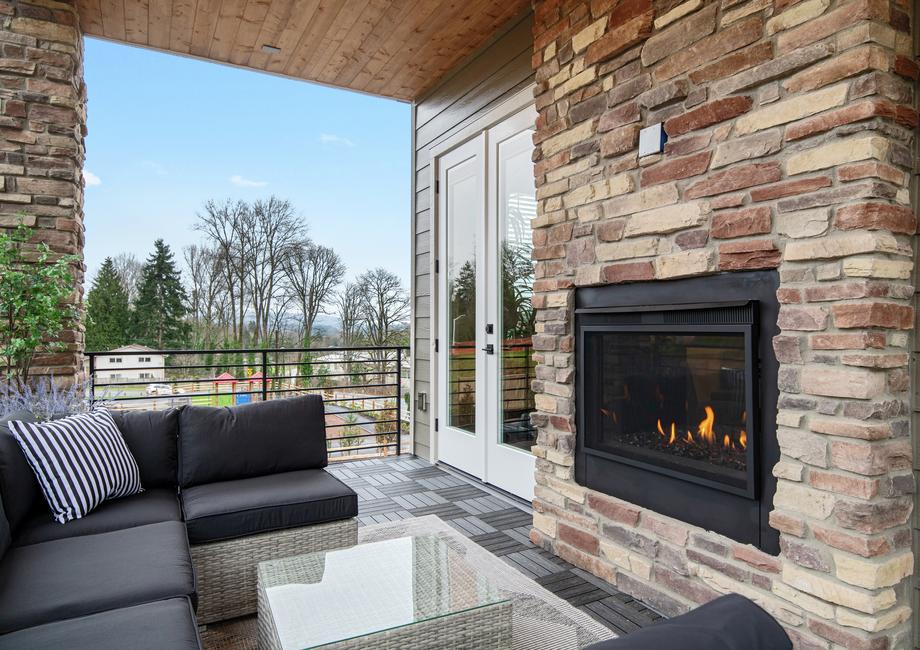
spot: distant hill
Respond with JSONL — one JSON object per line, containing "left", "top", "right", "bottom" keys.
{"left": 313, "top": 314, "right": 342, "bottom": 335}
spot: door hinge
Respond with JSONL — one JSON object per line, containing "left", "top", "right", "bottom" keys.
{"left": 434, "top": 338, "right": 439, "bottom": 353}
{"left": 434, "top": 259, "right": 439, "bottom": 274}
{"left": 435, "top": 179, "right": 440, "bottom": 194}
{"left": 435, "top": 418, "right": 439, "bottom": 432}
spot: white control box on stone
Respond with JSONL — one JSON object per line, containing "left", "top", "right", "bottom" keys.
{"left": 639, "top": 123, "right": 667, "bottom": 157}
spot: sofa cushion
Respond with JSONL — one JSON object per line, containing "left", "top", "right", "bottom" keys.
{"left": 0, "top": 597, "right": 201, "bottom": 650}
{"left": 181, "top": 468, "right": 357, "bottom": 544}
{"left": 0, "top": 489, "right": 9, "bottom": 560}
{"left": 14, "top": 487, "right": 181, "bottom": 547}
{"left": 583, "top": 594, "right": 791, "bottom": 650}
{"left": 178, "top": 395, "right": 327, "bottom": 488}
{"left": 0, "top": 520, "right": 196, "bottom": 634}
{"left": 111, "top": 408, "right": 180, "bottom": 489}
{"left": 0, "top": 411, "right": 42, "bottom": 533}
{"left": 7, "top": 409, "right": 144, "bottom": 523}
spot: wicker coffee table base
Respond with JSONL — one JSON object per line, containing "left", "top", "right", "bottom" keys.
{"left": 192, "top": 518, "right": 358, "bottom": 624}
{"left": 257, "top": 589, "right": 513, "bottom": 650}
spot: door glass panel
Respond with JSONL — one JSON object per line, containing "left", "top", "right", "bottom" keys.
{"left": 447, "top": 160, "right": 478, "bottom": 433}
{"left": 498, "top": 132, "right": 537, "bottom": 451}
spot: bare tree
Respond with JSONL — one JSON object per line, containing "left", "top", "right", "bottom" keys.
{"left": 336, "top": 282, "right": 365, "bottom": 383}
{"left": 246, "top": 197, "right": 306, "bottom": 344}
{"left": 356, "top": 268, "right": 409, "bottom": 383}
{"left": 283, "top": 240, "right": 346, "bottom": 346}
{"left": 112, "top": 253, "right": 142, "bottom": 303}
{"left": 183, "top": 244, "right": 231, "bottom": 348}
{"left": 266, "top": 292, "right": 296, "bottom": 347}
{"left": 194, "top": 199, "right": 251, "bottom": 344}
{"left": 336, "top": 283, "right": 363, "bottom": 348}
{"left": 357, "top": 268, "right": 409, "bottom": 348}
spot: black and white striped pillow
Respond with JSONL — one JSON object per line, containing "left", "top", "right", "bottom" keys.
{"left": 7, "top": 409, "right": 143, "bottom": 523}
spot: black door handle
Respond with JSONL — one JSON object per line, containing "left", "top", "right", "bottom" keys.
{"left": 482, "top": 344, "right": 494, "bottom": 355}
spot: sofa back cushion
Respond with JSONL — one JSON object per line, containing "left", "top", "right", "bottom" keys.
{"left": 110, "top": 409, "right": 179, "bottom": 489}
{"left": 0, "top": 411, "right": 42, "bottom": 534}
{"left": 178, "top": 395, "right": 327, "bottom": 488}
{"left": 0, "top": 487, "right": 10, "bottom": 560}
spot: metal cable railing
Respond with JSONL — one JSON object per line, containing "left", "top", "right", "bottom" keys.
{"left": 85, "top": 346, "right": 410, "bottom": 461}
{"left": 446, "top": 340, "right": 536, "bottom": 440}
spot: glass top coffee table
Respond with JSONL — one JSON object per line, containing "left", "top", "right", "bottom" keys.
{"left": 257, "top": 535, "right": 513, "bottom": 649}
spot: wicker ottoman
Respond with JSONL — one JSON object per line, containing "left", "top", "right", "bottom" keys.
{"left": 192, "top": 517, "right": 358, "bottom": 624}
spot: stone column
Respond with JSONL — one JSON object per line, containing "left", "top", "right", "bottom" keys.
{"left": 529, "top": 0, "right": 916, "bottom": 647}
{"left": 0, "top": 0, "right": 86, "bottom": 380}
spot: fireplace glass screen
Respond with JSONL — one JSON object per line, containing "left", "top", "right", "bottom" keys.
{"left": 583, "top": 329, "right": 750, "bottom": 491}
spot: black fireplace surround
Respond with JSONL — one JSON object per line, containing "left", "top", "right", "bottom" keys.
{"left": 575, "top": 271, "right": 780, "bottom": 553}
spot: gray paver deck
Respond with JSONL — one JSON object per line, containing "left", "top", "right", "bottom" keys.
{"left": 327, "top": 455, "right": 663, "bottom": 636}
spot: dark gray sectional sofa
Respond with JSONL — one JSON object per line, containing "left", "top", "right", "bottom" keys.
{"left": 0, "top": 395, "right": 359, "bottom": 649}
{"left": 584, "top": 594, "right": 792, "bottom": 650}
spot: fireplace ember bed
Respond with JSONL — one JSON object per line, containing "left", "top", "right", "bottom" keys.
{"left": 575, "top": 271, "right": 780, "bottom": 553}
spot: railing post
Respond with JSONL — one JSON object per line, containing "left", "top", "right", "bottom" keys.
{"left": 261, "top": 350, "right": 268, "bottom": 402}
{"left": 395, "top": 349, "right": 402, "bottom": 456}
{"left": 88, "top": 353, "right": 95, "bottom": 406}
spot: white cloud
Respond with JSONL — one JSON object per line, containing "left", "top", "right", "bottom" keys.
{"left": 140, "top": 160, "right": 168, "bottom": 176}
{"left": 83, "top": 170, "right": 102, "bottom": 186}
{"left": 319, "top": 133, "right": 355, "bottom": 147}
{"left": 230, "top": 175, "right": 268, "bottom": 188}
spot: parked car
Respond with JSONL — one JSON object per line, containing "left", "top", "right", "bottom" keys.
{"left": 146, "top": 384, "right": 184, "bottom": 396}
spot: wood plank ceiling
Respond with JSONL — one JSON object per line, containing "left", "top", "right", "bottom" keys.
{"left": 75, "top": 0, "right": 533, "bottom": 102}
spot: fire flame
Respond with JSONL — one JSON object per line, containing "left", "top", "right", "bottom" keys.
{"left": 698, "top": 406, "right": 715, "bottom": 444}
{"left": 601, "top": 405, "right": 747, "bottom": 452}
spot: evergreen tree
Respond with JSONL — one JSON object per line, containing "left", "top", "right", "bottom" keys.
{"left": 449, "top": 260, "right": 476, "bottom": 343}
{"left": 132, "top": 239, "right": 190, "bottom": 348}
{"left": 85, "top": 257, "right": 131, "bottom": 351}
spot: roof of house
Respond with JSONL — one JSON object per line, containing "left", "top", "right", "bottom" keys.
{"left": 105, "top": 344, "right": 162, "bottom": 354}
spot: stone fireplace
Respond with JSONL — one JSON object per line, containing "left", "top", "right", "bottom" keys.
{"left": 529, "top": 0, "right": 916, "bottom": 647}
{"left": 575, "top": 271, "right": 780, "bottom": 551}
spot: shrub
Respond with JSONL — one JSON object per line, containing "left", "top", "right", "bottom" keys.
{"left": 0, "top": 223, "right": 78, "bottom": 386}
{"left": 0, "top": 377, "right": 121, "bottom": 421}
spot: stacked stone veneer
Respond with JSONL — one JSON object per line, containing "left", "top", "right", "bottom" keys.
{"left": 529, "top": 0, "right": 917, "bottom": 646}
{"left": 0, "top": 0, "right": 85, "bottom": 380}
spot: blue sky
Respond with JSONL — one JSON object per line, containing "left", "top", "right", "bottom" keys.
{"left": 82, "top": 38, "right": 411, "bottom": 286}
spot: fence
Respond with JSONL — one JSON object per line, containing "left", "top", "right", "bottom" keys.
{"left": 85, "top": 346, "right": 410, "bottom": 460}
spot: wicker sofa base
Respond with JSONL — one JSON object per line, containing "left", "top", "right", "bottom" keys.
{"left": 191, "top": 518, "right": 359, "bottom": 624}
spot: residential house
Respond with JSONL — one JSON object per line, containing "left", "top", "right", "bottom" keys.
{"left": 92, "top": 345, "right": 166, "bottom": 383}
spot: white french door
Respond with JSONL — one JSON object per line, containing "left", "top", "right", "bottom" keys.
{"left": 436, "top": 105, "right": 537, "bottom": 500}
{"left": 436, "top": 133, "right": 487, "bottom": 480}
